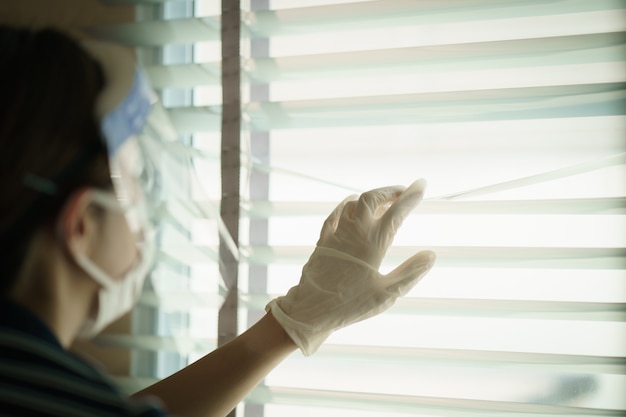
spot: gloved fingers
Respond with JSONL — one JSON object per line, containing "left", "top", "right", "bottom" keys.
{"left": 354, "top": 185, "right": 406, "bottom": 222}
{"left": 340, "top": 199, "right": 358, "bottom": 221}
{"left": 319, "top": 194, "right": 358, "bottom": 243}
{"left": 379, "top": 179, "right": 426, "bottom": 238}
{"left": 382, "top": 250, "right": 436, "bottom": 297}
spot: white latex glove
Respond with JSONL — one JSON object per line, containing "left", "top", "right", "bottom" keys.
{"left": 266, "top": 180, "right": 436, "bottom": 356}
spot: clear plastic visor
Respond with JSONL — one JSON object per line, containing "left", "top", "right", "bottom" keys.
{"left": 100, "top": 69, "right": 239, "bottom": 261}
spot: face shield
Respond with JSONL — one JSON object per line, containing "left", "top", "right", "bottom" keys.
{"left": 77, "top": 40, "right": 239, "bottom": 333}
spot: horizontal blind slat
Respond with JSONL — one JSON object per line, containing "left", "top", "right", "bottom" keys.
{"left": 241, "top": 294, "right": 625, "bottom": 322}
{"left": 93, "top": 334, "right": 216, "bottom": 353}
{"left": 315, "top": 345, "right": 626, "bottom": 375}
{"left": 246, "top": 245, "right": 626, "bottom": 270}
{"left": 145, "top": 63, "right": 221, "bottom": 89}
{"left": 137, "top": 290, "right": 626, "bottom": 322}
{"left": 138, "top": 291, "right": 224, "bottom": 311}
{"left": 155, "top": 243, "right": 626, "bottom": 269}
{"left": 247, "top": 385, "right": 624, "bottom": 417}
{"left": 170, "top": 84, "right": 625, "bottom": 132}
{"left": 245, "top": 84, "right": 626, "bottom": 130}
{"left": 244, "top": 198, "right": 626, "bottom": 217}
{"left": 157, "top": 245, "right": 218, "bottom": 265}
{"left": 93, "top": 1, "right": 626, "bottom": 48}
{"left": 145, "top": 32, "right": 625, "bottom": 87}
{"left": 88, "top": 17, "right": 219, "bottom": 46}
{"left": 248, "top": 0, "right": 625, "bottom": 37}
{"left": 96, "top": 334, "right": 626, "bottom": 376}
{"left": 393, "top": 298, "right": 626, "bottom": 321}
{"left": 249, "top": 32, "right": 626, "bottom": 83}
{"left": 100, "top": 328, "right": 626, "bottom": 374}
{"left": 168, "top": 106, "right": 221, "bottom": 133}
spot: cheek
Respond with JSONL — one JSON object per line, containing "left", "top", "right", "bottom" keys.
{"left": 95, "top": 212, "right": 138, "bottom": 279}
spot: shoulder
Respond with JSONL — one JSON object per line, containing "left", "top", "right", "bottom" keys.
{"left": 0, "top": 327, "right": 170, "bottom": 417}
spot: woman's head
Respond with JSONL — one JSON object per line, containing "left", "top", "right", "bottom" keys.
{"left": 0, "top": 26, "right": 112, "bottom": 292}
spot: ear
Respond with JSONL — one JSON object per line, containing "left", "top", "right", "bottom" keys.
{"left": 56, "top": 188, "right": 98, "bottom": 259}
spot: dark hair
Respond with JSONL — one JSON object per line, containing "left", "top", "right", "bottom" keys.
{"left": 0, "top": 26, "right": 112, "bottom": 292}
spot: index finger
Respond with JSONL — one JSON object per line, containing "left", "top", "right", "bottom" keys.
{"left": 379, "top": 179, "right": 426, "bottom": 235}
{"left": 354, "top": 185, "right": 406, "bottom": 221}
{"left": 318, "top": 194, "right": 358, "bottom": 244}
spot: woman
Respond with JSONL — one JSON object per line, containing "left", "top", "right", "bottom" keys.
{"left": 0, "top": 26, "right": 435, "bottom": 417}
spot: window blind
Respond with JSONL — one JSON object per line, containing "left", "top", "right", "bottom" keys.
{"left": 94, "top": 0, "right": 625, "bottom": 416}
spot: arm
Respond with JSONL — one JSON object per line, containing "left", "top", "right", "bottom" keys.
{"left": 132, "top": 312, "right": 296, "bottom": 417}
{"left": 133, "top": 180, "right": 435, "bottom": 416}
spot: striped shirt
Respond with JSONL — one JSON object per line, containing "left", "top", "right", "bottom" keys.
{"left": 0, "top": 299, "right": 170, "bottom": 417}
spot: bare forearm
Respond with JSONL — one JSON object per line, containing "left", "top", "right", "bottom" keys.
{"left": 132, "top": 313, "right": 296, "bottom": 417}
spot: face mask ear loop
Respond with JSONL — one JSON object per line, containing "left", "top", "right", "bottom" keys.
{"left": 55, "top": 189, "right": 117, "bottom": 291}
{"left": 74, "top": 253, "right": 116, "bottom": 291}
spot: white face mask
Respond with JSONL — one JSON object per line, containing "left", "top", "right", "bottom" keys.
{"left": 76, "top": 190, "right": 156, "bottom": 338}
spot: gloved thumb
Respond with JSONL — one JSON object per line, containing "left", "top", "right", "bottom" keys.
{"left": 383, "top": 250, "right": 436, "bottom": 297}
